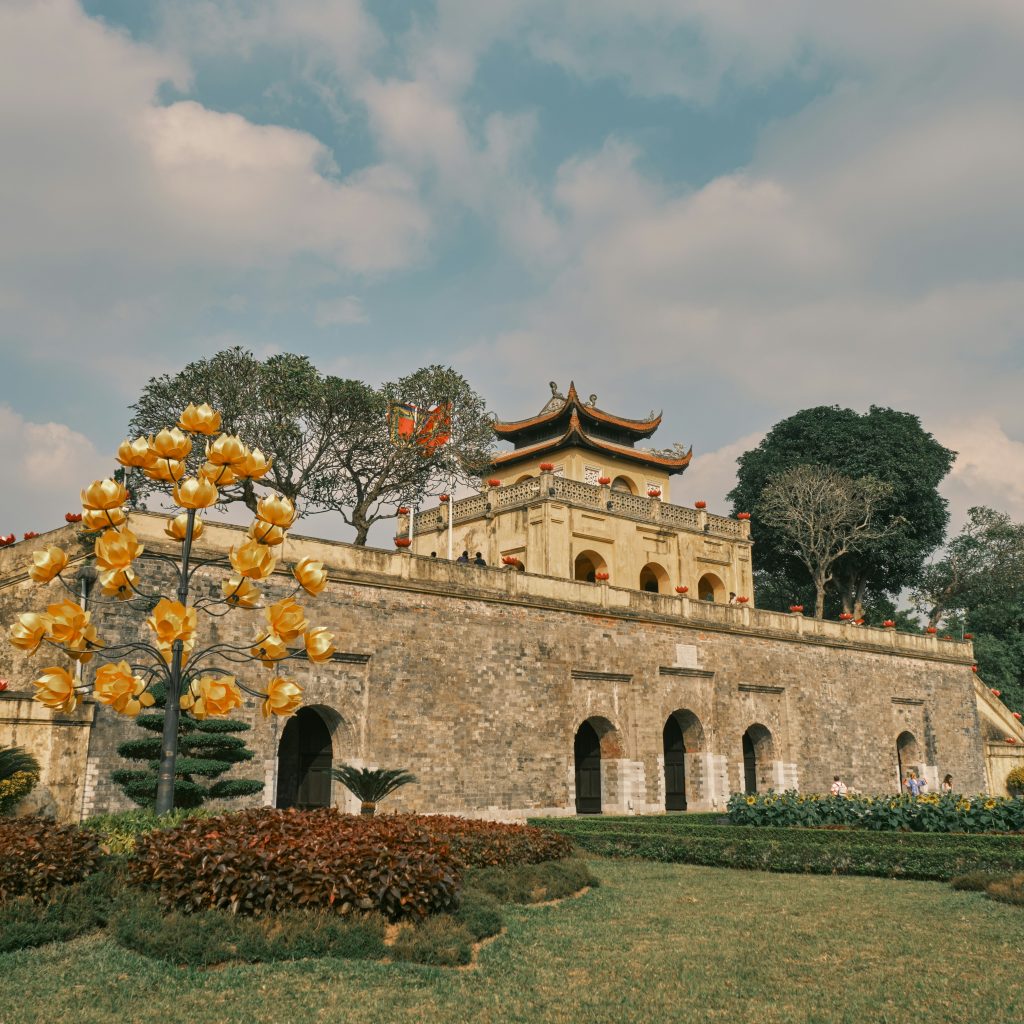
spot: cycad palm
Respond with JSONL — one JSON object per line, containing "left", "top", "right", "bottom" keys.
{"left": 0, "top": 746, "right": 39, "bottom": 782}
{"left": 329, "top": 765, "right": 416, "bottom": 815}
{"left": 0, "top": 745, "right": 41, "bottom": 816}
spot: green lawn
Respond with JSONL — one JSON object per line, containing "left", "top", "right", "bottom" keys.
{"left": 2, "top": 859, "right": 1021, "bottom": 1024}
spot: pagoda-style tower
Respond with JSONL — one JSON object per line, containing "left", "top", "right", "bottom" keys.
{"left": 407, "top": 383, "right": 752, "bottom": 602}
{"left": 490, "top": 382, "right": 691, "bottom": 502}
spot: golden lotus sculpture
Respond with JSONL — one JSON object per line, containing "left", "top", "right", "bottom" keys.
{"left": 7, "top": 408, "right": 335, "bottom": 813}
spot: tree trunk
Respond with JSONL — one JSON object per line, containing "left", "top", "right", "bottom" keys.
{"left": 353, "top": 522, "right": 370, "bottom": 546}
{"left": 853, "top": 577, "right": 868, "bottom": 620}
{"left": 814, "top": 578, "right": 827, "bottom": 619}
{"left": 360, "top": 801, "right": 376, "bottom": 816}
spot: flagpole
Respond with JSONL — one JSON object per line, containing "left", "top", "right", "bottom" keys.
{"left": 409, "top": 505, "right": 415, "bottom": 546}
{"left": 447, "top": 474, "right": 454, "bottom": 560}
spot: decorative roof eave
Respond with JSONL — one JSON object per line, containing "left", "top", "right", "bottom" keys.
{"left": 491, "top": 409, "right": 692, "bottom": 474}
{"left": 493, "top": 382, "right": 662, "bottom": 439}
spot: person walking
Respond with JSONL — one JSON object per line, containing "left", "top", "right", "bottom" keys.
{"left": 941, "top": 774, "right": 953, "bottom": 794}
{"left": 904, "top": 770, "right": 922, "bottom": 797}
{"left": 829, "top": 775, "right": 848, "bottom": 797}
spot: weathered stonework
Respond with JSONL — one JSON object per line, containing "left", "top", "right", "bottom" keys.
{"left": 1, "top": 512, "right": 1007, "bottom": 823}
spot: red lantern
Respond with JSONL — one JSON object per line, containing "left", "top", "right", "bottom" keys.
{"left": 1013, "top": 712, "right": 1022, "bottom": 720}
{"left": 991, "top": 688, "right": 1001, "bottom": 696}
{"left": 675, "top": 585, "right": 689, "bottom": 594}
{"left": 694, "top": 500, "right": 706, "bottom": 510}
{"left": 439, "top": 494, "right": 450, "bottom": 503}
{"left": 736, "top": 596, "right": 749, "bottom": 604}
{"left": 501, "top": 555, "right": 518, "bottom": 566}
{"left": 595, "top": 572, "right": 609, "bottom": 581}
{"left": 882, "top": 620, "right": 895, "bottom": 628}
{"left": 925, "top": 626, "right": 938, "bottom": 634}
{"left": 65, "top": 512, "right": 82, "bottom": 523}
{"left": 736, "top": 512, "right": 751, "bottom": 520}
{"left": 1007, "top": 737, "right": 1018, "bottom": 744}
{"left": 790, "top": 605, "right": 804, "bottom": 613}
{"left": 647, "top": 488, "right": 661, "bottom": 498}
{"left": 839, "top": 612, "right": 853, "bottom": 621}
{"left": 396, "top": 507, "right": 410, "bottom": 515}
{"left": 539, "top": 462, "right": 555, "bottom": 472}
{"left": 597, "top": 476, "right": 611, "bottom": 485}
{"left": 487, "top": 478, "right": 501, "bottom": 488}
{"left": 23, "top": 531, "right": 38, "bottom": 540}
{"left": 964, "top": 633, "right": 974, "bottom": 640}
{"left": 972, "top": 665, "right": 979, "bottom": 672}
{"left": 0, "top": 679, "right": 8, "bottom": 692}
{"left": 394, "top": 537, "right": 412, "bottom": 548}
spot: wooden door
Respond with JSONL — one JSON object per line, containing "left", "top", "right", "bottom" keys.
{"left": 574, "top": 722, "right": 602, "bottom": 814}
{"left": 664, "top": 716, "right": 687, "bottom": 811}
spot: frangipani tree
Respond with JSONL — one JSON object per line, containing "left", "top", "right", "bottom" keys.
{"left": 8, "top": 403, "right": 336, "bottom": 813}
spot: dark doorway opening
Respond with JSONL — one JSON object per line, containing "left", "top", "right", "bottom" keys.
{"left": 574, "top": 721, "right": 602, "bottom": 814}
{"left": 276, "top": 707, "right": 333, "bottom": 809}
{"left": 742, "top": 731, "right": 757, "bottom": 794}
{"left": 663, "top": 716, "right": 686, "bottom": 811}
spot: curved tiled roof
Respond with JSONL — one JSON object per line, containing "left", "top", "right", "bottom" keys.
{"left": 491, "top": 409, "right": 691, "bottom": 474}
{"left": 493, "top": 382, "right": 662, "bottom": 439}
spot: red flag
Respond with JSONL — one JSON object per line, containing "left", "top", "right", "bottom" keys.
{"left": 415, "top": 403, "right": 451, "bottom": 456}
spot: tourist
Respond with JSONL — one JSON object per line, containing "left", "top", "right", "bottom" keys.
{"left": 830, "top": 775, "right": 848, "bottom": 797}
{"left": 430, "top": 551, "right": 437, "bottom": 558}
{"left": 941, "top": 774, "right": 953, "bottom": 794}
{"left": 456, "top": 550, "right": 470, "bottom": 564}
{"left": 473, "top": 552, "right": 487, "bottom": 566}
{"left": 904, "top": 771, "right": 922, "bottom": 797}
{"left": 728, "top": 592, "right": 737, "bottom": 604}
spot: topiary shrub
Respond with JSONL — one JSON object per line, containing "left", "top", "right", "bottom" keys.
{"left": 0, "top": 818, "right": 103, "bottom": 902}
{"left": 111, "top": 693, "right": 264, "bottom": 809}
{"left": 1006, "top": 766, "right": 1024, "bottom": 797}
{"left": 127, "top": 808, "right": 462, "bottom": 920}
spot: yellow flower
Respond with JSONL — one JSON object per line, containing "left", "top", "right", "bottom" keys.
{"left": 304, "top": 626, "right": 336, "bottom": 663}
{"left": 746, "top": 795, "right": 756, "bottom": 806}
{"left": 251, "top": 633, "right": 288, "bottom": 666}
{"left": 266, "top": 598, "right": 308, "bottom": 642}
{"left": 172, "top": 476, "right": 219, "bottom": 509}
{"left": 45, "top": 600, "right": 101, "bottom": 662}
{"left": 199, "top": 461, "right": 237, "bottom": 487}
{"left": 82, "top": 507, "right": 126, "bottom": 531}
{"left": 292, "top": 557, "right": 327, "bottom": 596}
{"left": 235, "top": 447, "right": 272, "bottom": 480}
{"left": 116, "top": 437, "right": 156, "bottom": 470}
{"left": 144, "top": 458, "right": 187, "bottom": 483}
{"left": 146, "top": 598, "right": 196, "bottom": 647}
{"left": 230, "top": 540, "right": 277, "bottom": 580}
{"left": 94, "top": 528, "right": 144, "bottom": 572}
{"left": 98, "top": 568, "right": 138, "bottom": 601}
{"left": 29, "top": 546, "right": 68, "bottom": 584}
{"left": 206, "top": 433, "right": 249, "bottom": 467}
{"left": 164, "top": 513, "right": 204, "bottom": 543}
{"left": 177, "top": 403, "right": 222, "bottom": 436}
{"left": 262, "top": 676, "right": 303, "bottom": 718}
{"left": 9, "top": 612, "right": 52, "bottom": 654}
{"left": 93, "top": 661, "right": 154, "bottom": 716}
{"left": 248, "top": 520, "right": 286, "bottom": 546}
{"left": 32, "top": 667, "right": 80, "bottom": 713}
{"left": 957, "top": 799, "right": 971, "bottom": 812}
{"left": 81, "top": 478, "right": 128, "bottom": 512}
{"left": 221, "top": 574, "right": 261, "bottom": 608}
{"left": 984, "top": 799, "right": 997, "bottom": 810}
{"left": 256, "top": 494, "right": 297, "bottom": 529}
{"left": 149, "top": 427, "right": 192, "bottom": 461}
{"left": 186, "top": 675, "right": 244, "bottom": 720}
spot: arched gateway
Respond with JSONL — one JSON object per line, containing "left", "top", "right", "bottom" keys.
{"left": 663, "top": 709, "right": 705, "bottom": 811}
{"left": 276, "top": 706, "right": 334, "bottom": 809}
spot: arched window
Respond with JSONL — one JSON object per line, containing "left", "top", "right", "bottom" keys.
{"left": 742, "top": 723, "right": 775, "bottom": 794}
{"left": 574, "top": 549, "right": 607, "bottom": 583}
{"left": 697, "top": 573, "right": 725, "bottom": 603}
{"left": 639, "top": 562, "right": 669, "bottom": 593}
{"left": 611, "top": 476, "right": 637, "bottom": 494}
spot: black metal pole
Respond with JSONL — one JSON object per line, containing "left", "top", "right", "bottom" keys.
{"left": 154, "top": 507, "right": 197, "bottom": 815}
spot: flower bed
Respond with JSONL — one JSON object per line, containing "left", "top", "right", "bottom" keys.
{"left": 0, "top": 819, "right": 104, "bottom": 902}
{"left": 726, "top": 790, "right": 1024, "bottom": 833}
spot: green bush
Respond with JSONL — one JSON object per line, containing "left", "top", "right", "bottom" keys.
{"left": 0, "top": 869, "right": 114, "bottom": 953}
{"left": 464, "top": 858, "right": 597, "bottom": 905}
{"left": 726, "top": 790, "right": 1024, "bottom": 832}
{"left": 537, "top": 821, "right": 1024, "bottom": 881}
{"left": 453, "top": 890, "right": 504, "bottom": 941}
{"left": 0, "top": 818, "right": 104, "bottom": 902}
{"left": 985, "top": 873, "right": 1024, "bottom": 906}
{"left": 1006, "top": 767, "right": 1024, "bottom": 796}
{"left": 949, "top": 870, "right": 1007, "bottom": 892}
{"left": 83, "top": 808, "right": 210, "bottom": 855}
{"left": 390, "top": 915, "right": 474, "bottom": 966}
{"left": 110, "top": 891, "right": 387, "bottom": 966}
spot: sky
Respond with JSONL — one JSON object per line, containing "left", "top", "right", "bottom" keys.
{"left": 2, "top": 0, "right": 1023, "bottom": 546}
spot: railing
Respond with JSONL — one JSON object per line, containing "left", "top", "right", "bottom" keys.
{"left": 659, "top": 503, "right": 701, "bottom": 530}
{"left": 493, "top": 477, "right": 541, "bottom": 508}
{"left": 452, "top": 494, "right": 488, "bottom": 523}
{"left": 551, "top": 476, "right": 603, "bottom": 508}
{"left": 607, "top": 490, "right": 652, "bottom": 518}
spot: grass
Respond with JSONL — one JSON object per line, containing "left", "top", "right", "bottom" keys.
{"left": 1, "top": 859, "right": 1021, "bottom": 1024}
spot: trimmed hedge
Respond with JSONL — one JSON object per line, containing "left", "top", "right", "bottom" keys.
{"left": 536, "top": 820, "right": 1024, "bottom": 881}
{"left": 0, "top": 869, "right": 114, "bottom": 953}
{"left": 0, "top": 818, "right": 104, "bottom": 902}
{"left": 727, "top": 790, "right": 1024, "bottom": 832}
{"left": 423, "top": 815, "right": 574, "bottom": 868}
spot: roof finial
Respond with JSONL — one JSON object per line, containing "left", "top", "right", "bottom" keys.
{"left": 588, "top": 394, "right": 598, "bottom": 407}
{"left": 540, "top": 381, "right": 565, "bottom": 414}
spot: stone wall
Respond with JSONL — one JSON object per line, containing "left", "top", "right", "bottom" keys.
{"left": 0, "top": 515, "right": 995, "bottom": 821}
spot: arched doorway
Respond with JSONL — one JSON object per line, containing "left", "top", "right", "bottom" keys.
{"left": 698, "top": 572, "right": 725, "bottom": 602}
{"left": 663, "top": 709, "right": 706, "bottom": 811}
{"left": 574, "top": 549, "right": 607, "bottom": 583}
{"left": 640, "top": 562, "right": 669, "bottom": 593}
{"left": 611, "top": 476, "right": 637, "bottom": 494}
{"left": 742, "top": 723, "right": 775, "bottom": 794}
{"left": 896, "top": 731, "right": 920, "bottom": 792}
{"left": 276, "top": 707, "right": 334, "bottom": 809}
{"left": 573, "top": 716, "right": 620, "bottom": 814}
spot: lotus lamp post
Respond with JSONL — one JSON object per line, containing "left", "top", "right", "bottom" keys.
{"left": 8, "top": 403, "right": 336, "bottom": 814}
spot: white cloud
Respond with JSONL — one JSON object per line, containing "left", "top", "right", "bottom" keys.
{"left": 676, "top": 431, "right": 764, "bottom": 510}
{"left": 0, "top": 405, "right": 113, "bottom": 537}
{"left": 313, "top": 295, "right": 368, "bottom": 327}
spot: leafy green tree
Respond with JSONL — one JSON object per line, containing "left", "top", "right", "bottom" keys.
{"left": 111, "top": 686, "right": 264, "bottom": 809}
{"left": 728, "top": 406, "right": 955, "bottom": 617}
{"left": 913, "top": 507, "right": 1024, "bottom": 711}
